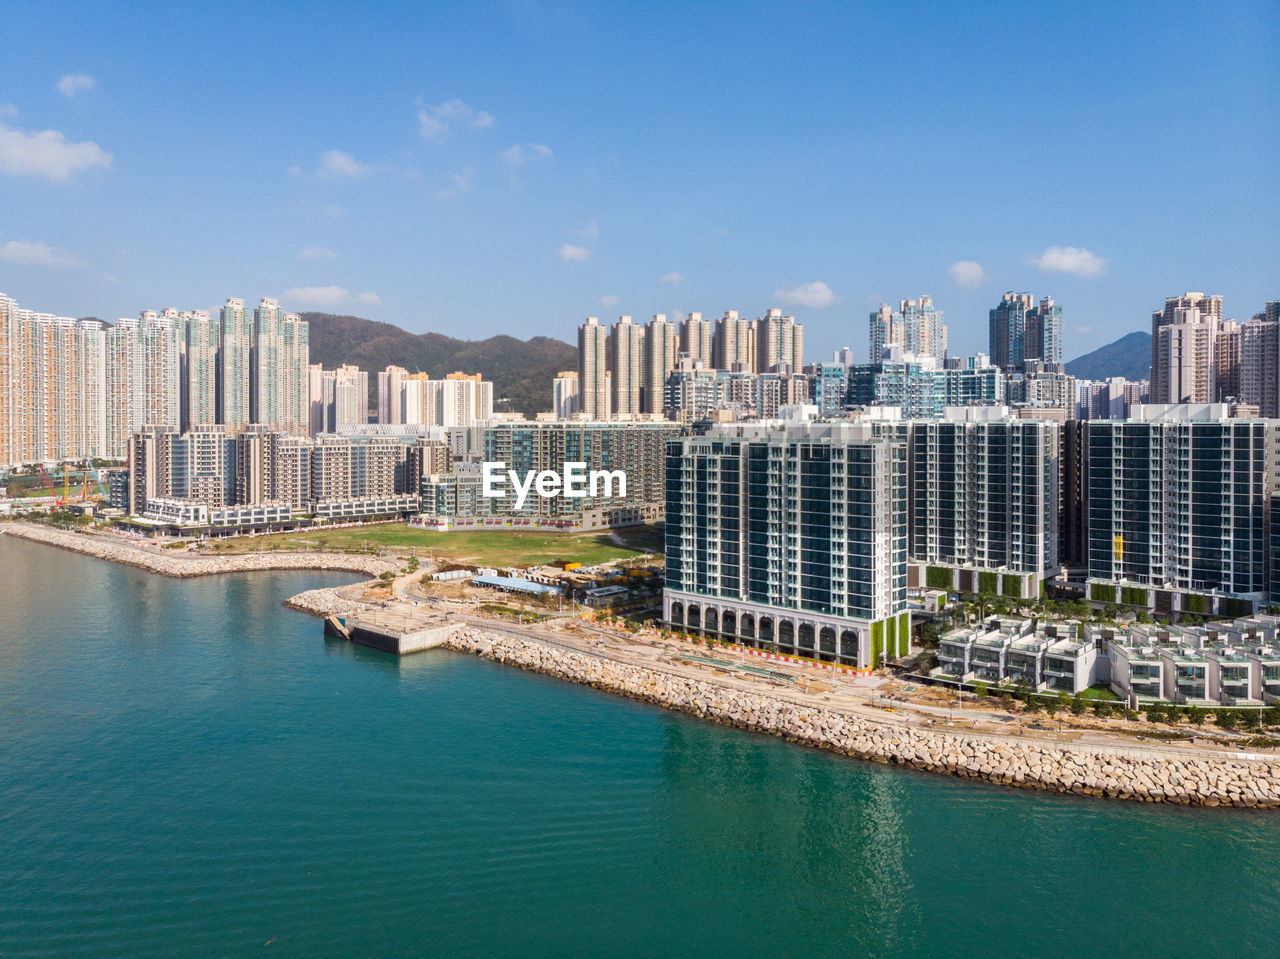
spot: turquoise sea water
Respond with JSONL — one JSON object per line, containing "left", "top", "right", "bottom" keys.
{"left": 2, "top": 533, "right": 1279, "bottom": 958}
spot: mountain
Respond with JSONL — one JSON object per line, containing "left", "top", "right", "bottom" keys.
{"left": 1065, "top": 331, "right": 1151, "bottom": 382}
{"left": 301, "top": 312, "right": 576, "bottom": 415}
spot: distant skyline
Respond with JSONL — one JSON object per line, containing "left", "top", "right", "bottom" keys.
{"left": 1, "top": 0, "right": 1276, "bottom": 363}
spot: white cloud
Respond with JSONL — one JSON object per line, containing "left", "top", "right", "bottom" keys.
{"left": 56, "top": 73, "right": 96, "bottom": 97}
{"left": 321, "top": 204, "right": 345, "bottom": 219}
{"left": 600, "top": 294, "right": 620, "bottom": 306}
{"left": 1031, "top": 245, "right": 1107, "bottom": 277}
{"left": 659, "top": 271, "right": 683, "bottom": 285}
{"left": 436, "top": 167, "right": 474, "bottom": 199}
{"left": 417, "top": 98, "right": 495, "bottom": 140}
{"left": 772, "top": 280, "right": 838, "bottom": 309}
{"left": 0, "top": 122, "right": 112, "bottom": 181}
{"left": 1075, "top": 325, "right": 1094, "bottom": 335}
{"left": 281, "top": 285, "right": 381, "bottom": 309}
{"left": 558, "top": 243, "right": 591, "bottom": 263}
{"left": 317, "top": 149, "right": 372, "bottom": 180}
{"left": 947, "top": 260, "right": 986, "bottom": 288}
{"left": 299, "top": 246, "right": 339, "bottom": 260}
{"left": 0, "top": 239, "right": 82, "bottom": 267}
{"left": 574, "top": 220, "right": 599, "bottom": 239}
{"left": 0, "top": 103, "right": 17, "bottom": 118}
{"left": 501, "top": 143, "right": 553, "bottom": 166}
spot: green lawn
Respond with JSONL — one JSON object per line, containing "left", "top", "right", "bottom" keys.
{"left": 1077, "top": 685, "right": 1122, "bottom": 702}
{"left": 212, "top": 522, "right": 664, "bottom": 567}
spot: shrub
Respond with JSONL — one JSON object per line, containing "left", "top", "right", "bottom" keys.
{"left": 972, "top": 681, "right": 988, "bottom": 698}
{"left": 1217, "top": 710, "right": 1239, "bottom": 730}
{"left": 378, "top": 571, "right": 395, "bottom": 582}
{"left": 1187, "top": 707, "right": 1206, "bottom": 726}
{"left": 1241, "top": 709, "right": 1261, "bottom": 730}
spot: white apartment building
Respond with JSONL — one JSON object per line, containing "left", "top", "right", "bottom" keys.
{"left": 664, "top": 415, "right": 910, "bottom": 669}
{"left": 577, "top": 316, "right": 609, "bottom": 420}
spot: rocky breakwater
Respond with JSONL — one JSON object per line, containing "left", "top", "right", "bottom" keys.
{"left": 445, "top": 627, "right": 1280, "bottom": 808}
{"left": 5, "top": 522, "right": 397, "bottom": 579}
{"left": 283, "top": 586, "right": 376, "bottom": 618}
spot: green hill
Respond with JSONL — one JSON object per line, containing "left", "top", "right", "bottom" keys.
{"left": 301, "top": 312, "right": 576, "bottom": 415}
{"left": 1065, "top": 330, "right": 1151, "bottom": 381}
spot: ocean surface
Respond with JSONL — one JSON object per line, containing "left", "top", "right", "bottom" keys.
{"left": 2, "top": 533, "right": 1279, "bottom": 958}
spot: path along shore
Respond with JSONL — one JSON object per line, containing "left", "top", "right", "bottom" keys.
{"left": 3, "top": 522, "right": 398, "bottom": 578}
{"left": 288, "top": 585, "right": 1280, "bottom": 808}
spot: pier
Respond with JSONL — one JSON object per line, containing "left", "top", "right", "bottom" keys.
{"left": 335, "top": 605, "right": 459, "bottom": 655}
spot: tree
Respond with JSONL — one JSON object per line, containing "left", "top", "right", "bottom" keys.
{"left": 1187, "top": 706, "right": 1206, "bottom": 726}
{"left": 1265, "top": 706, "right": 1280, "bottom": 728}
{"left": 378, "top": 571, "right": 395, "bottom": 583}
{"left": 1144, "top": 703, "right": 1165, "bottom": 724}
{"left": 972, "top": 681, "right": 988, "bottom": 698}
{"left": 1241, "top": 709, "right": 1261, "bottom": 731}
{"left": 1023, "top": 697, "right": 1041, "bottom": 715}
{"left": 1044, "top": 697, "right": 1059, "bottom": 717}
{"left": 916, "top": 620, "right": 939, "bottom": 648}
{"left": 1070, "top": 694, "right": 1086, "bottom": 716}
{"left": 1057, "top": 691, "right": 1072, "bottom": 711}
{"left": 1217, "top": 710, "right": 1239, "bottom": 731}
{"left": 1094, "top": 702, "right": 1113, "bottom": 719}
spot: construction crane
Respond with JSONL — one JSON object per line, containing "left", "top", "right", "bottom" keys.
{"left": 35, "top": 464, "right": 65, "bottom": 505}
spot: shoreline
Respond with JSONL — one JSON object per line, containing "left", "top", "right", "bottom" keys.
{"left": 284, "top": 585, "right": 1280, "bottom": 808}
{"left": 2, "top": 521, "right": 398, "bottom": 579}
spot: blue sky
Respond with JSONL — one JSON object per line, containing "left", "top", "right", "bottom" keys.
{"left": 1, "top": 0, "right": 1276, "bottom": 362}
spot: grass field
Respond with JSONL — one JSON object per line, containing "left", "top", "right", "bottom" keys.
{"left": 211, "top": 522, "right": 664, "bottom": 567}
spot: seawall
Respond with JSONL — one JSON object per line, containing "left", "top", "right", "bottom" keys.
{"left": 440, "top": 626, "right": 1280, "bottom": 808}
{"left": 3, "top": 522, "right": 398, "bottom": 579}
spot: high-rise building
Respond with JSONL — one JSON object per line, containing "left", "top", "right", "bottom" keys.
{"left": 395, "top": 372, "right": 494, "bottom": 427}
{"left": 846, "top": 349, "right": 1003, "bottom": 417}
{"left": 552, "top": 371, "right": 579, "bottom": 419}
{"left": 105, "top": 311, "right": 182, "bottom": 457}
{"left": 1086, "top": 404, "right": 1273, "bottom": 612}
{"left": 419, "top": 421, "right": 677, "bottom": 529}
{"left": 377, "top": 365, "right": 407, "bottom": 425}
{"left": 869, "top": 296, "right": 947, "bottom": 365}
{"left": 218, "top": 298, "right": 251, "bottom": 430}
{"left": 607, "top": 315, "right": 645, "bottom": 417}
{"left": 755, "top": 308, "right": 803, "bottom": 372}
{"left": 439, "top": 372, "right": 494, "bottom": 427}
{"left": 989, "top": 292, "right": 1062, "bottom": 374}
{"left": 989, "top": 292, "right": 1032, "bottom": 374}
{"left": 310, "top": 364, "right": 369, "bottom": 433}
{"left": 179, "top": 309, "right": 219, "bottom": 431}
{"left": 1149, "top": 292, "right": 1223, "bottom": 404}
{"left": 679, "top": 312, "right": 712, "bottom": 367}
{"left": 663, "top": 417, "right": 910, "bottom": 669}
{"left": 643, "top": 313, "right": 677, "bottom": 415}
{"left": 1238, "top": 310, "right": 1280, "bottom": 418}
{"left": 249, "top": 298, "right": 309, "bottom": 434}
{"left": 713, "top": 310, "right": 754, "bottom": 371}
{"left": 0, "top": 295, "right": 108, "bottom": 466}
{"left": 577, "top": 316, "right": 609, "bottom": 419}
{"left": 901, "top": 407, "right": 1060, "bottom": 599}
